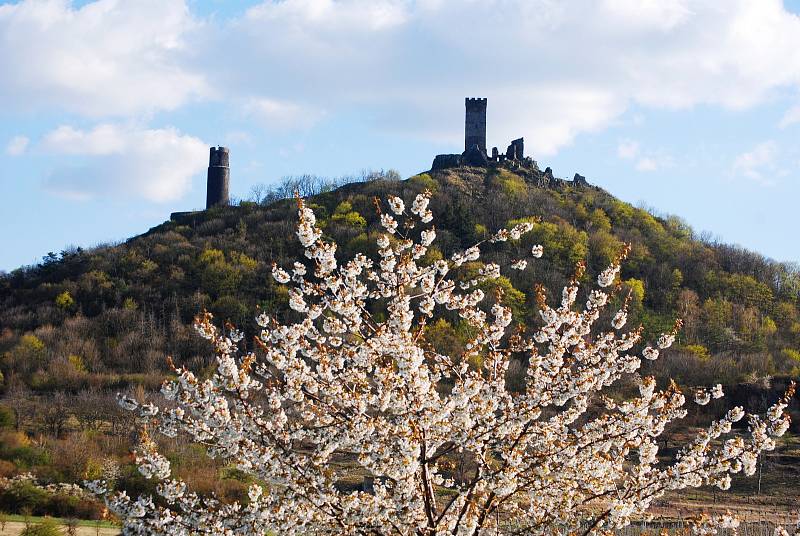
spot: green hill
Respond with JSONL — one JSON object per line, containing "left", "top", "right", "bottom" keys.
{"left": 2, "top": 165, "right": 798, "bottom": 392}
{"left": 0, "top": 163, "right": 798, "bottom": 516}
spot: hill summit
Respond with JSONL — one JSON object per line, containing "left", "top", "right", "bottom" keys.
{"left": 1, "top": 165, "right": 799, "bottom": 394}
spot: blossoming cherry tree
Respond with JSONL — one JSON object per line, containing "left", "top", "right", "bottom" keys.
{"left": 93, "top": 191, "right": 794, "bottom": 535}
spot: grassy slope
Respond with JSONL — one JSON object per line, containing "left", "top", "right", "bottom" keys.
{"left": 1, "top": 165, "right": 798, "bottom": 388}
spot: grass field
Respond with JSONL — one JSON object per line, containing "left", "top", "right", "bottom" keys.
{"left": 0, "top": 515, "right": 119, "bottom": 535}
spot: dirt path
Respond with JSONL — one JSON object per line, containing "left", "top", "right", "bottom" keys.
{"left": 0, "top": 521, "right": 120, "bottom": 535}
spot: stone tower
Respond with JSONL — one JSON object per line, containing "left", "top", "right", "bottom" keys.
{"left": 206, "top": 146, "right": 230, "bottom": 209}
{"left": 465, "top": 97, "right": 487, "bottom": 154}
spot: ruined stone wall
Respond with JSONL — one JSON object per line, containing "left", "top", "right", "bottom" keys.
{"left": 506, "top": 138, "right": 524, "bottom": 160}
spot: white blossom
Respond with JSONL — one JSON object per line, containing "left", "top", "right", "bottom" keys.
{"left": 511, "top": 259, "right": 527, "bottom": 270}
{"left": 387, "top": 195, "right": 405, "bottom": 215}
{"left": 380, "top": 213, "right": 398, "bottom": 234}
{"left": 642, "top": 346, "right": 659, "bottom": 360}
{"left": 96, "top": 193, "right": 796, "bottom": 536}
{"left": 695, "top": 389, "right": 712, "bottom": 406}
{"left": 272, "top": 265, "right": 291, "bottom": 284}
{"left": 597, "top": 265, "right": 620, "bottom": 287}
{"left": 612, "top": 309, "right": 627, "bottom": 330}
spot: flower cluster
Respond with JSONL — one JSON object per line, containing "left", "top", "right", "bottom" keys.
{"left": 93, "top": 190, "right": 794, "bottom": 535}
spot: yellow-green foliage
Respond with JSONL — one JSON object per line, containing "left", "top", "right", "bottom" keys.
{"left": 230, "top": 252, "right": 258, "bottom": 270}
{"left": 334, "top": 201, "right": 353, "bottom": 214}
{"left": 460, "top": 262, "right": 527, "bottom": 320}
{"left": 2, "top": 335, "right": 46, "bottom": 374}
{"left": 474, "top": 224, "right": 488, "bottom": 238}
{"left": 346, "top": 233, "right": 371, "bottom": 255}
{"left": 418, "top": 246, "right": 443, "bottom": 266}
{"left": 780, "top": 348, "right": 800, "bottom": 363}
{"left": 198, "top": 249, "right": 258, "bottom": 297}
{"left": 54, "top": 291, "right": 75, "bottom": 311}
{"left": 682, "top": 344, "right": 711, "bottom": 360}
{"left": 588, "top": 229, "right": 623, "bottom": 268}
{"left": 701, "top": 298, "right": 735, "bottom": 348}
{"left": 67, "top": 354, "right": 86, "bottom": 373}
{"left": 123, "top": 297, "right": 138, "bottom": 310}
{"left": 199, "top": 248, "right": 225, "bottom": 265}
{"left": 523, "top": 220, "right": 589, "bottom": 268}
{"left": 409, "top": 173, "right": 438, "bottom": 192}
{"left": 16, "top": 335, "right": 44, "bottom": 355}
{"left": 633, "top": 209, "right": 663, "bottom": 237}
{"left": 623, "top": 278, "right": 645, "bottom": 308}
{"left": 423, "top": 319, "right": 486, "bottom": 370}
{"left": 506, "top": 216, "right": 538, "bottom": 231}
{"left": 332, "top": 201, "right": 367, "bottom": 227}
{"left": 572, "top": 202, "right": 589, "bottom": 223}
{"left": 607, "top": 199, "right": 636, "bottom": 227}
{"left": 138, "top": 259, "right": 158, "bottom": 275}
{"left": 488, "top": 276, "right": 527, "bottom": 320}
{"left": 589, "top": 208, "right": 612, "bottom": 232}
{"left": 761, "top": 316, "right": 777, "bottom": 336}
{"left": 424, "top": 319, "right": 465, "bottom": 360}
{"left": 492, "top": 169, "right": 527, "bottom": 198}
{"left": 665, "top": 215, "right": 692, "bottom": 239}
{"left": 306, "top": 203, "right": 329, "bottom": 228}
{"left": 705, "top": 272, "right": 774, "bottom": 310}
{"left": 333, "top": 211, "right": 367, "bottom": 227}
{"left": 80, "top": 270, "right": 113, "bottom": 291}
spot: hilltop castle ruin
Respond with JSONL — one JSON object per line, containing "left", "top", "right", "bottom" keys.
{"left": 432, "top": 97, "right": 532, "bottom": 171}
{"left": 430, "top": 97, "right": 590, "bottom": 187}
{"left": 170, "top": 146, "right": 231, "bottom": 222}
{"left": 171, "top": 98, "right": 589, "bottom": 224}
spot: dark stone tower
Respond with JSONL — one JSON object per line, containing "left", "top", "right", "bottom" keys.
{"left": 465, "top": 97, "right": 487, "bottom": 154}
{"left": 206, "top": 146, "right": 230, "bottom": 209}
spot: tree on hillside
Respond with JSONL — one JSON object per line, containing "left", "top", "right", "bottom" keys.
{"left": 91, "top": 191, "right": 794, "bottom": 535}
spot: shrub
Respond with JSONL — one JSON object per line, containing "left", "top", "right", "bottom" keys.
{"left": 55, "top": 291, "right": 75, "bottom": 311}
{"left": 20, "top": 517, "right": 62, "bottom": 536}
{"left": 0, "top": 481, "right": 49, "bottom": 515}
{"left": 0, "top": 407, "right": 14, "bottom": 429}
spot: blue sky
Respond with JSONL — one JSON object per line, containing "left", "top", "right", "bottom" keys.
{"left": 2, "top": 0, "right": 800, "bottom": 271}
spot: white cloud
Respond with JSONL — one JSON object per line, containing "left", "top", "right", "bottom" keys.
{"left": 732, "top": 140, "right": 780, "bottom": 185}
{"left": 42, "top": 125, "right": 128, "bottom": 155}
{"left": 617, "top": 139, "right": 671, "bottom": 172}
{"left": 600, "top": 0, "right": 693, "bottom": 31}
{"left": 196, "top": 0, "right": 800, "bottom": 155}
{"left": 779, "top": 104, "right": 800, "bottom": 128}
{"left": 224, "top": 131, "right": 254, "bottom": 146}
{"left": 617, "top": 139, "right": 640, "bottom": 160}
{"left": 4, "top": 0, "right": 800, "bottom": 157}
{"left": 5, "top": 135, "right": 29, "bottom": 156}
{"left": 635, "top": 157, "right": 658, "bottom": 172}
{"left": 0, "top": 0, "right": 209, "bottom": 116}
{"left": 244, "top": 0, "right": 408, "bottom": 32}
{"left": 41, "top": 124, "right": 207, "bottom": 202}
{"left": 242, "top": 98, "right": 324, "bottom": 131}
